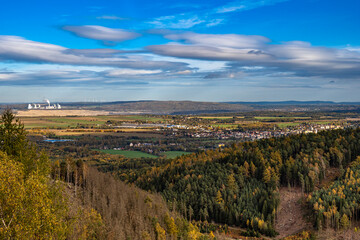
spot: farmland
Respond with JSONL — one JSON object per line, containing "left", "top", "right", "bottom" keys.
{"left": 95, "top": 149, "right": 158, "bottom": 158}
{"left": 22, "top": 110, "right": 360, "bottom": 167}
{"left": 19, "top": 111, "right": 353, "bottom": 136}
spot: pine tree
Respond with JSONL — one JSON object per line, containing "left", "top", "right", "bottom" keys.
{"left": 0, "top": 109, "right": 27, "bottom": 157}
{"left": 340, "top": 214, "right": 350, "bottom": 229}
{"left": 227, "top": 174, "right": 236, "bottom": 192}
{"left": 263, "top": 166, "right": 272, "bottom": 184}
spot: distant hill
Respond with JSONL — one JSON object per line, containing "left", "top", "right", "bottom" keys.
{"left": 63, "top": 100, "right": 360, "bottom": 114}
{"left": 61, "top": 100, "right": 253, "bottom": 114}
{"left": 226, "top": 101, "right": 360, "bottom": 105}
{"left": 225, "top": 101, "right": 337, "bottom": 105}
{"left": 2, "top": 100, "right": 360, "bottom": 114}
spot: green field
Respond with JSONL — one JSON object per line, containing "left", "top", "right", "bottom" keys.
{"left": 22, "top": 116, "right": 107, "bottom": 129}
{"left": 24, "top": 122, "right": 72, "bottom": 129}
{"left": 47, "top": 117, "right": 105, "bottom": 125}
{"left": 161, "top": 151, "right": 192, "bottom": 159}
{"left": 95, "top": 149, "right": 157, "bottom": 158}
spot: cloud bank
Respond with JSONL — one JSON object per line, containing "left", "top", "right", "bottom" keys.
{"left": 0, "top": 30, "right": 359, "bottom": 88}
{"left": 0, "top": 35, "right": 190, "bottom": 71}
{"left": 147, "top": 32, "right": 360, "bottom": 80}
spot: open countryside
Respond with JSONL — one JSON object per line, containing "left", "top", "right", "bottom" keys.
{"left": 1, "top": 0, "right": 360, "bottom": 238}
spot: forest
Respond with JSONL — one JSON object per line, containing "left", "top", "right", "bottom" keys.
{"left": 0, "top": 109, "right": 211, "bottom": 239}
{"left": 308, "top": 156, "right": 360, "bottom": 230}
{"left": 109, "top": 127, "right": 360, "bottom": 237}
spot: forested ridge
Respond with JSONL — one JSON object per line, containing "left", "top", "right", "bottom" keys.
{"left": 0, "top": 109, "right": 115, "bottom": 239}
{"left": 113, "top": 128, "right": 360, "bottom": 237}
{"left": 0, "top": 110, "right": 211, "bottom": 239}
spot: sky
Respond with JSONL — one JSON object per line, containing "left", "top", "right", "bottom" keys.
{"left": 0, "top": 0, "right": 359, "bottom": 102}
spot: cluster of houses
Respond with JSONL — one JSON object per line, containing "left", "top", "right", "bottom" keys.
{"left": 185, "top": 123, "right": 346, "bottom": 141}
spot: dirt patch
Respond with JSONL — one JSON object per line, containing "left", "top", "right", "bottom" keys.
{"left": 275, "top": 187, "right": 310, "bottom": 239}
{"left": 316, "top": 167, "right": 341, "bottom": 189}
{"left": 316, "top": 228, "right": 360, "bottom": 240}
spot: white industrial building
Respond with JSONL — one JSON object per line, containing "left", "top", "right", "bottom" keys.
{"left": 28, "top": 99, "right": 61, "bottom": 110}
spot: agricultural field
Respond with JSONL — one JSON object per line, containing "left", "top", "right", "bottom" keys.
{"left": 20, "top": 115, "right": 167, "bottom": 130}
{"left": 254, "top": 116, "right": 312, "bottom": 120}
{"left": 19, "top": 112, "right": 350, "bottom": 138}
{"left": 94, "top": 149, "right": 158, "bottom": 158}
{"left": 96, "top": 115, "right": 166, "bottom": 122}
{"left": 194, "top": 116, "right": 244, "bottom": 119}
{"left": 21, "top": 116, "right": 107, "bottom": 129}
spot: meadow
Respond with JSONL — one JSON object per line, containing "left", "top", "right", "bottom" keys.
{"left": 94, "top": 149, "right": 158, "bottom": 158}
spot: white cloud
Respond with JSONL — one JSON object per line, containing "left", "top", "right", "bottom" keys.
{"left": 0, "top": 73, "right": 13, "bottom": 80}
{"left": 62, "top": 25, "right": 140, "bottom": 43}
{"left": 148, "top": 15, "right": 205, "bottom": 29}
{"left": 345, "top": 46, "right": 360, "bottom": 53}
{"left": 146, "top": 0, "right": 288, "bottom": 31}
{"left": 206, "top": 19, "right": 224, "bottom": 27}
{"left": 163, "top": 32, "right": 270, "bottom": 48}
{"left": 96, "top": 15, "right": 127, "bottom": 20}
{"left": 148, "top": 43, "right": 272, "bottom": 61}
{"left": 105, "top": 69, "right": 162, "bottom": 76}
{"left": 216, "top": 0, "right": 289, "bottom": 13}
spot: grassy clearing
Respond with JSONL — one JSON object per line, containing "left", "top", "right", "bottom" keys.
{"left": 95, "top": 149, "right": 158, "bottom": 158}
{"left": 161, "top": 151, "right": 192, "bottom": 159}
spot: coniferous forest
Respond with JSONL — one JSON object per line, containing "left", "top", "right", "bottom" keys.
{"left": 109, "top": 127, "right": 360, "bottom": 237}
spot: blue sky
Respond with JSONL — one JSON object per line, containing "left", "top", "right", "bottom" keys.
{"left": 0, "top": 0, "right": 359, "bottom": 102}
